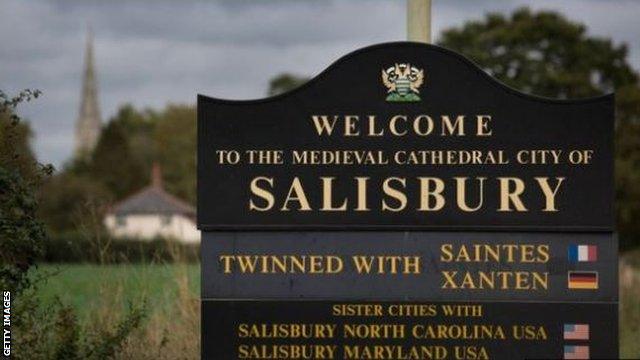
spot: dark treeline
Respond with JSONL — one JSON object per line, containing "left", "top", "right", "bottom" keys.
{"left": 42, "top": 234, "right": 199, "bottom": 263}
{"left": 38, "top": 104, "right": 196, "bottom": 239}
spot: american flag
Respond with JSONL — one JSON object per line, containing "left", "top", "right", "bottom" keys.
{"left": 564, "top": 345, "right": 589, "bottom": 359}
{"left": 564, "top": 324, "right": 589, "bottom": 340}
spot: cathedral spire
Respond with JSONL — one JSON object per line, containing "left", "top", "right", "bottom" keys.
{"left": 74, "top": 27, "right": 102, "bottom": 158}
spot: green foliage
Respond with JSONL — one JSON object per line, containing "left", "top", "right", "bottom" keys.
{"left": 0, "top": 89, "right": 48, "bottom": 293}
{"left": 0, "top": 167, "right": 46, "bottom": 293}
{"left": 439, "top": 7, "right": 640, "bottom": 250}
{"left": 1, "top": 112, "right": 38, "bottom": 182}
{"left": 154, "top": 105, "right": 196, "bottom": 204}
{"left": 438, "top": 7, "right": 637, "bottom": 97}
{"left": 32, "top": 263, "right": 200, "bottom": 359}
{"left": 83, "top": 302, "right": 147, "bottom": 360}
{"left": 615, "top": 87, "right": 640, "bottom": 250}
{"left": 1, "top": 89, "right": 147, "bottom": 360}
{"left": 40, "top": 104, "right": 196, "bottom": 235}
{"left": 0, "top": 90, "right": 47, "bottom": 183}
{"left": 52, "top": 305, "right": 80, "bottom": 360}
{"left": 38, "top": 173, "right": 110, "bottom": 234}
{"left": 13, "top": 293, "right": 147, "bottom": 360}
{"left": 41, "top": 234, "right": 199, "bottom": 263}
{"left": 267, "top": 73, "right": 310, "bottom": 96}
{"left": 103, "top": 104, "right": 157, "bottom": 181}
{"left": 90, "top": 120, "right": 146, "bottom": 199}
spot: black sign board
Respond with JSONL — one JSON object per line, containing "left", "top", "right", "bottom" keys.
{"left": 203, "top": 301, "right": 618, "bottom": 359}
{"left": 198, "top": 42, "right": 613, "bottom": 231}
{"left": 198, "top": 42, "right": 617, "bottom": 359}
{"left": 202, "top": 232, "right": 617, "bottom": 302}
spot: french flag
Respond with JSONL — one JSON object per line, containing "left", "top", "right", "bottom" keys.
{"left": 568, "top": 245, "right": 597, "bottom": 262}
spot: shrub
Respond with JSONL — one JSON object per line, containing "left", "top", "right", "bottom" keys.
{"left": 1, "top": 90, "right": 148, "bottom": 359}
{"left": 41, "top": 233, "right": 200, "bottom": 263}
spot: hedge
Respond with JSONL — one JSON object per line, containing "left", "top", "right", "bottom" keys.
{"left": 41, "top": 232, "right": 199, "bottom": 263}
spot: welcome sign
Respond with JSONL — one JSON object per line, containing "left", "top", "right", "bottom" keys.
{"left": 198, "top": 43, "right": 617, "bottom": 359}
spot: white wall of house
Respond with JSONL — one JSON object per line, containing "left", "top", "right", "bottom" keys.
{"left": 104, "top": 213, "right": 200, "bottom": 243}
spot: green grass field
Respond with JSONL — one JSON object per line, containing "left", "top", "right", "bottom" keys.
{"left": 34, "top": 263, "right": 640, "bottom": 358}
{"left": 35, "top": 263, "right": 199, "bottom": 321}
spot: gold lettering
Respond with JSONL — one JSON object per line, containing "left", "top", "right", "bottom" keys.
{"left": 382, "top": 177, "right": 407, "bottom": 211}
{"left": 441, "top": 115, "right": 465, "bottom": 136}
{"left": 498, "top": 177, "right": 528, "bottom": 212}
{"left": 413, "top": 115, "right": 434, "bottom": 136}
{"left": 418, "top": 177, "right": 445, "bottom": 211}
{"left": 535, "top": 177, "right": 565, "bottom": 212}
{"left": 389, "top": 115, "right": 408, "bottom": 136}
{"left": 249, "top": 176, "right": 274, "bottom": 211}
{"left": 320, "top": 177, "right": 348, "bottom": 211}
{"left": 344, "top": 115, "right": 360, "bottom": 136}
{"left": 476, "top": 115, "right": 492, "bottom": 136}
{"left": 281, "top": 177, "right": 312, "bottom": 211}
{"left": 311, "top": 115, "right": 338, "bottom": 135}
{"left": 455, "top": 177, "right": 486, "bottom": 212}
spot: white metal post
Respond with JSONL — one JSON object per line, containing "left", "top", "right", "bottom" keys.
{"left": 407, "top": 0, "right": 432, "bottom": 43}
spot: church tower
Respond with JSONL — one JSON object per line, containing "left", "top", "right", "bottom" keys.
{"left": 74, "top": 28, "right": 102, "bottom": 157}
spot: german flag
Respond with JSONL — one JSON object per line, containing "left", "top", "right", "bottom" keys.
{"left": 568, "top": 271, "right": 598, "bottom": 290}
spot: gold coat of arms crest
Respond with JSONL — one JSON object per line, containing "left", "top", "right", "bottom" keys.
{"left": 381, "top": 63, "right": 425, "bottom": 102}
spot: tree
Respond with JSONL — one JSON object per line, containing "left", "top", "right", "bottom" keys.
{"left": 39, "top": 103, "right": 200, "bottom": 235}
{"left": 267, "top": 73, "right": 310, "bottom": 96}
{"left": 439, "top": 7, "right": 640, "bottom": 250}
{"left": 110, "top": 104, "right": 157, "bottom": 173}
{"left": 154, "top": 105, "right": 197, "bottom": 204}
{"left": 38, "top": 173, "right": 110, "bottom": 234}
{"left": 90, "top": 120, "right": 146, "bottom": 199}
{"left": 0, "top": 101, "right": 40, "bottom": 184}
{"left": 614, "top": 86, "right": 640, "bottom": 250}
{"left": 1, "top": 90, "right": 146, "bottom": 359}
{"left": 438, "top": 8, "right": 637, "bottom": 98}
{"left": 0, "top": 89, "right": 47, "bottom": 293}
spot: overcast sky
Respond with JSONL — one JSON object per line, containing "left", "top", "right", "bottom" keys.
{"left": 2, "top": 0, "right": 639, "bottom": 168}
